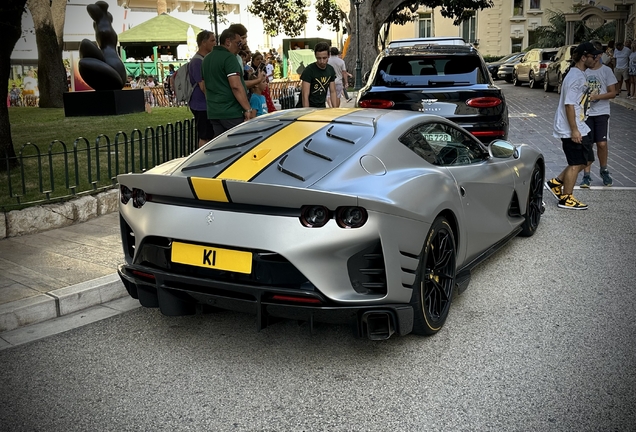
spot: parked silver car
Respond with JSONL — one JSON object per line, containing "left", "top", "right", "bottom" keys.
{"left": 513, "top": 48, "right": 558, "bottom": 89}
{"left": 117, "top": 108, "right": 545, "bottom": 339}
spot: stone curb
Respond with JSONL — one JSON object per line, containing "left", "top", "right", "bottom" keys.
{"left": 1, "top": 189, "right": 118, "bottom": 240}
{"left": 0, "top": 273, "right": 127, "bottom": 333}
{"left": 610, "top": 97, "right": 636, "bottom": 110}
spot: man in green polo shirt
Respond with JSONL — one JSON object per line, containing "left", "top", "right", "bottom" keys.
{"left": 202, "top": 29, "right": 256, "bottom": 136}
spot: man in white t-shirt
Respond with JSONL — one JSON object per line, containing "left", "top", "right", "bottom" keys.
{"left": 326, "top": 47, "right": 348, "bottom": 107}
{"left": 579, "top": 41, "right": 618, "bottom": 188}
{"left": 547, "top": 42, "right": 601, "bottom": 210}
{"left": 613, "top": 41, "right": 631, "bottom": 96}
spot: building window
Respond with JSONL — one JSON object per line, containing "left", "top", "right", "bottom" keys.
{"left": 511, "top": 38, "right": 523, "bottom": 52}
{"left": 418, "top": 13, "right": 432, "bottom": 38}
{"left": 461, "top": 12, "right": 476, "bottom": 44}
{"left": 530, "top": 0, "right": 541, "bottom": 10}
{"left": 513, "top": 0, "right": 524, "bottom": 16}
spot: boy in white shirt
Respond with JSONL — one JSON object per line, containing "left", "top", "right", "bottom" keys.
{"left": 580, "top": 41, "right": 618, "bottom": 187}
{"left": 547, "top": 42, "right": 602, "bottom": 210}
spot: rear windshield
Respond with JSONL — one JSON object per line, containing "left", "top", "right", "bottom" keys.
{"left": 541, "top": 51, "right": 556, "bottom": 61}
{"left": 373, "top": 55, "right": 487, "bottom": 87}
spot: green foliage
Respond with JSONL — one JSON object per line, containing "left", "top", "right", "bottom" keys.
{"left": 315, "top": 0, "right": 347, "bottom": 33}
{"left": 528, "top": 9, "right": 617, "bottom": 49}
{"left": 482, "top": 55, "right": 506, "bottom": 63}
{"left": 247, "top": 0, "right": 310, "bottom": 37}
{"left": 203, "top": 1, "right": 230, "bottom": 29}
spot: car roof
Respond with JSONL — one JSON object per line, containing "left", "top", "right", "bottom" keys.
{"left": 384, "top": 44, "right": 480, "bottom": 57}
{"left": 388, "top": 37, "right": 470, "bottom": 48}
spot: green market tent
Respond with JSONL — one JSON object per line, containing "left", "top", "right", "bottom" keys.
{"left": 119, "top": 13, "right": 202, "bottom": 60}
{"left": 119, "top": 13, "right": 202, "bottom": 45}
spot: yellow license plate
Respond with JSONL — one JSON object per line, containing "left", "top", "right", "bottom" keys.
{"left": 171, "top": 242, "right": 252, "bottom": 274}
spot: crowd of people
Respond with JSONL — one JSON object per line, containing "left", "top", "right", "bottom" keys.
{"left": 599, "top": 39, "right": 636, "bottom": 98}
{"left": 182, "top": 25, "right": 352, "bottom": 148}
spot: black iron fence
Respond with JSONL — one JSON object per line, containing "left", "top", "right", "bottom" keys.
{"left": 1, "top": 118, "right": 197, "bottom": 211}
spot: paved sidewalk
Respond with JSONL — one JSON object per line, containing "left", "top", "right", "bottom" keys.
{"left": 1, "top": 88, "right": 634, "bottom": 340}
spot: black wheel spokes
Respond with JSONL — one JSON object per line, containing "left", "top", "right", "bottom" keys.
{"left": 528, "top": 169, "right": 544, "bottom": 228}
{"left": 424, "top": 230, "right": 455, "bottom": 320}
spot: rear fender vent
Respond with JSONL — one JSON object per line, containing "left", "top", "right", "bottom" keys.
{"left": 347, "top": 241, "right": 387, "bottom": 295}
{"left": 120, "top": 216, "right": 135, "bottom": 260}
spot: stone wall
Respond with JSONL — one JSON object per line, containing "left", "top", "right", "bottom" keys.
{"left": 0, "top": 189, "right": 118, "bottom": 239}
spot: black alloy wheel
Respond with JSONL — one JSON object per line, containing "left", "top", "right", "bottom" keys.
{"left": 520, "top": 164, "right": 544, "bottom": 237}
{"left": 410, "top": 217, "right": 457, "bottom": 335}
{"left": 513, "top": 72, "right": 521, "bottom": 86}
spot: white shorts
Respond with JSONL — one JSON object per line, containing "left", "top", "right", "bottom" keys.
{"left": 327, "top": 83, "right": 344, "bottom": 99}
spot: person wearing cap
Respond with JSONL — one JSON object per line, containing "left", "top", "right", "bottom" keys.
{"left": 546, "top": 41, "right": 602, "bottom": 210}
{"left": 579, "top": 41, "right": 618, "bottom": 188}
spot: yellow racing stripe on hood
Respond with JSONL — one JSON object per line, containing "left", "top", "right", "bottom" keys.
{"left": 190, "top": 177, "right": 229, "bottom": 202}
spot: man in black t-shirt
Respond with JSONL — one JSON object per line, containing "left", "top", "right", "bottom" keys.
{"left": 299, "top": 42, "right": 337, "bottom": 108}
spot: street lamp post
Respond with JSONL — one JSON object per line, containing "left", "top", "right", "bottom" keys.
{"left": 354, "top": 0, "right": 363, "bottom": 90}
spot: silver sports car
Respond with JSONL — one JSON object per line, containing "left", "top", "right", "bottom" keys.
{"left": 117, "top": 108, "right": 544, "bottom": 340}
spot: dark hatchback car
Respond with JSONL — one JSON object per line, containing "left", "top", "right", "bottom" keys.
{"left": 356, "top": 45, "right": 509, "bottom": 143}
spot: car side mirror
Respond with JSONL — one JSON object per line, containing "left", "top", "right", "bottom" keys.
{"left": 489, "top": 140, "right": 518, "bottom": 159}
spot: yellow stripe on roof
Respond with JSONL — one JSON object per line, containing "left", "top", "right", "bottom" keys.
{"left": 190, "top": 177, "right": 229, "bottom": 202}
{"left": 217, "top": 121, "right": 326, "bottom": 182}
{"left": 296, "top": 108, "right": 361, "bottom": 122}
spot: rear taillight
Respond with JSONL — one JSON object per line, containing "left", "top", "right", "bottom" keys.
{"left": 466, "top": 97, "right": 502, "bottom": 108}
{"left": 335, "top": 206, "right": 368, "bottom": 229}
{"left": 120, "top": 185, "right": 132, "bottom": 204}
{"left": 358, "top": 99, "right": 395, "bottom": 109}
{"left": 300, "top": 205, "right": 331, "bottom": 228}
{"left": 539, "top": 63, "right": 548, "bottom": 69}
{"left": 471, "top": 130, "right": 506, "bottom": 138}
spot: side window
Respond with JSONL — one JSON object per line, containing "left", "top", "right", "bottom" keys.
{"left": 400, "top": 122, "right": 489, "bottom": 166}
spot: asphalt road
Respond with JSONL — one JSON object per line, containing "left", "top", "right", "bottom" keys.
{"left": 1, "top": 190, "right": 635, "bottom": 431}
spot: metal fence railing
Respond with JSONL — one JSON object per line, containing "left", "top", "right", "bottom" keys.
{"left": 1, "top": 118, "right": 197, "bottom": 211}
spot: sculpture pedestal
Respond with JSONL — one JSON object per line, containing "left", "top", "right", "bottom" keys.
{"left": 63, "top": 89, "right": 145, "bottom": 117}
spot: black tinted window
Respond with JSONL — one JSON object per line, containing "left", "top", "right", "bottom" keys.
{"left": 400, "top": 122, "right": 489, "bottom": 166}
{"left": 373, "top": 56, "right": 486, "bottom": 87}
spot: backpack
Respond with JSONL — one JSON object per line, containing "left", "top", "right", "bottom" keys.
{"left": 173, "top": 53, "right": 204, "bottom": 104}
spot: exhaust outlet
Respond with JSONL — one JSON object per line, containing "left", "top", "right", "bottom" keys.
{"left": 361, "top": 311, "right": 395, "bottom": 341}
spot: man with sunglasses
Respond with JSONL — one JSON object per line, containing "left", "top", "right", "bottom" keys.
{"left": 202, "top": 29, "right": 256, "bottom": 137}
{"left": 547, "top": 42, "right": 602, "bottom": 210}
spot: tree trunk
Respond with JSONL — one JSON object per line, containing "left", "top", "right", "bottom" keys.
{"left": 51, "top": 0, "right": 67, "bottom": 54}
{"left": 0, "top": 0, "right": 28, "bottom": 169}
{"left": 27, "top": 0, "right": 67, "bottom": 108}
{"left": 344, "top": 0, "right": 397, "bottom": 86}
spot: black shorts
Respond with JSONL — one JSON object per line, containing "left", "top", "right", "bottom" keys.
{"left": 210, "top": 118, "right": 244, "bottom": 136}
{"left": 585, "top": 114, "right": 609, "bottom": 143}
{"left": 562, "top": 134, "right": 594, "bottom": 166}
{"left": 191, "top": 109, "right": 215, "bottom": 141}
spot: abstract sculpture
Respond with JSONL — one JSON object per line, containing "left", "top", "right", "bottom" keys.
{"left": 78, "top": 1, "right": 127, "bottom": 91}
